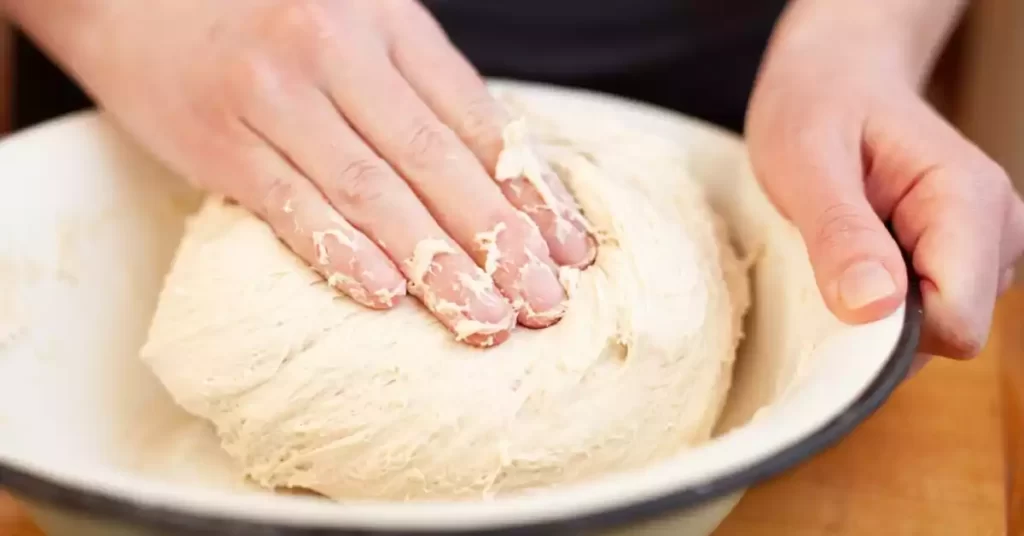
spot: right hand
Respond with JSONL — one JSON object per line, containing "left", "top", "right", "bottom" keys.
{"left": 19, "top": 0, "right": 596, "bottom": 346}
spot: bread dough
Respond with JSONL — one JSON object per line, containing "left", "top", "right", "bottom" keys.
{"left": 140, "top": 96, "right": 751, "bottom": 501}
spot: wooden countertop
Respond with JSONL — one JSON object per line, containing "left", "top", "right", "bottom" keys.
{"left": 2, "top": 289, "right": 1018, "bottom": 536}
{"left": 714, "top": 294, "right": 1011, "bottom": 536}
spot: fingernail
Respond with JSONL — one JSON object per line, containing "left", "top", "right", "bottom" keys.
{"left": 546, "top": 215, "right": 597, "bottom": 268}
{"left": 517, "top": 260, "right": 568, "bottom": 328}
{"left": 838, "top": 260, "right": 897, "bottom": 311}
{"left": 327, "top": 272, "right": 377, "bottom": 309}
{"left": 575, "top": 231, "right": 599, "bottom": 268}
{"left": 351, "top": 255, "right": 407, "bottom": 309}
{"left": 550, "top": 227, "right": 592, "bottom": 267}
{"left": 372, "top": 280, "right": 407, "bottom": 308}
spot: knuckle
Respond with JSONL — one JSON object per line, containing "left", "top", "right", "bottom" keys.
{"left": 928, "top": 300, "right": 991, "bottom": 359}
{"left": 812, "top": 202, "right": 882, "bottom": 254}
{"left": 459, "top": 98, "right": 503, "bottom": 157}
{"left": 402, "top": 121, "right": 455, "bottom": 169}
{"left": 941, "top": 324, "right": 988, "bottom": 359}
{"left": 254, "top": 0, "right": 341, "bottom": 70}
{"left": 223, "top": 55, "right": 281, "bottom": 114}
{"left": 333, "top": 159, "right": 391, "bottom": 207}
{"left": 958, "top": 144, "right": 1009, "bottom": 181}
{"left": 260, "top": 175, "right": 299, "bottom": 219}
{"left": 982, "top": 158, "right": 1011, "bottom": 185}
{"left": 271, "top": 0, "right": 335, "bottom": 42}
{"left": 943, "top": 156, "right": 1014, "bottom": 212}
{"left": 964, "top": 156, "right": 1012, "bottom": 198}
{"left": 982, "top": 160, "right": 1014, "bottom": 200}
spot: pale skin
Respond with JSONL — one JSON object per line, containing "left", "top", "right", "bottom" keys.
{"left": 4, "top": 0, "right": 1023, "bottom": 366}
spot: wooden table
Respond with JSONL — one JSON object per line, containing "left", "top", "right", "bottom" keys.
{"left": 715, "top": 295, "right": 1011, "bottom": 536}
{"left": 2, "top": 290, "right": 1018, "bottom": 536}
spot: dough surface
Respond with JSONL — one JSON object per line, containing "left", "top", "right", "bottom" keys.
{"left": 140, "top": 95, "right": 751, "bottom": 501}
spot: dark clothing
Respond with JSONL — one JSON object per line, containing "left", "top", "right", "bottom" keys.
{"left": 13, "top": 32, "right": 91, "bottom": 130}
{"left": 423, "top": 0, "right": 786, "bottom": 131}
{"left": 14, "top": 1, "right": 786, "bottom": 133}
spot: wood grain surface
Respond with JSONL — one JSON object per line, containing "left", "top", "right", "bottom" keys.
{"left": 2, "top": 289, "right": 1020, "bottom": 535}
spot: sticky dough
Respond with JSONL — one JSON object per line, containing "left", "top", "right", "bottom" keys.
{"left": 140, "top": 95, "right": 752, "bottom": 501}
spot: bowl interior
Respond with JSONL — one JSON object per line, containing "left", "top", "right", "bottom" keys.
{"left": 0, "top": 80, "right": 906, "bottom": 532}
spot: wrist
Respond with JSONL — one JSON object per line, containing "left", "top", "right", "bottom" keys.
{"left": 763, "top": 0, "right": 967, "bottom": 88}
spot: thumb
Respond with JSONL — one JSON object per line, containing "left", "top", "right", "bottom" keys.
{"left": 799, "top": 197, "right": 909, "bottom": 323}
{"left": 754, "top": 128, "right": 909, "bottom": 324}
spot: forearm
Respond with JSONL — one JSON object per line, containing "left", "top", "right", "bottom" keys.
{"left": 1, "top": 0, "right": 113, "bottom": 80}
{"left": 2, "top": 0, "right": 106, "bottom": 47}
{"left": 766, "top": 0, "right": 968, "bottom": 86}
{"left": 1, "top": 0, "right": 217, "bottom": 108}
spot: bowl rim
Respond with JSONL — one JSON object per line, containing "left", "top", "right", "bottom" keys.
{"left": 0, "top": 81, "right": 922, "bottom": 535}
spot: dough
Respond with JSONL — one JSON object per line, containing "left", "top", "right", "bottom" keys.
{"left": 140, "top": 96, "right": 751, "bottom": 501}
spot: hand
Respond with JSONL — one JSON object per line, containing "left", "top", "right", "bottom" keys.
{"left": 747, "top": 0, "right": 1024, "bottom": 370}
{"left": 14, "top": 0, "right": 596, "bottom": 347}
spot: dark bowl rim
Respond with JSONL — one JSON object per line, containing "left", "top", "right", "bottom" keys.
{"left": 0, "top": 280, "right": 921, "bottom": 536}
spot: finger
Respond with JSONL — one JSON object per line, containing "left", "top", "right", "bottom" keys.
{"left": 222, "top": 128, "right": 406, "bottom": 310}
{"left": 901, "top": 185, "right": 1000, "bottom": 359}
{"left": 997, "top": 192, "right": 1024, "bottom": 296}
{"left": 385, "top": 7, "right": 596, "bottom": 268}
{"left": 240, "top": 84, "right": 517, "bottom": 346}
{"left": 323, "top": 46, "right": 569, "bottom": 327}
{"left": 999, "top": 267, "right": 1015, "bottom": 295}
{"left": 906, "top": 353, "right": 932, "bottom": 380}
{"left": 865, "top": 98, "right": 1004, "bottom": 359}
{"left": 1000, "top": 191, "right": 1024, "bottom": 269}
{"left": 753, "top": 120, "right": 907, "bottom": 324}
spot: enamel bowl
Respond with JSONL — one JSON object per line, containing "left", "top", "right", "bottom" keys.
{"left": 0, "top": 80, "right": 919, "bottom": 535}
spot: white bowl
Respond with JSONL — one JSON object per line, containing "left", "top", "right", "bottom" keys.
{"left": 0, "top": 80, "right": 919, "bottom": 536}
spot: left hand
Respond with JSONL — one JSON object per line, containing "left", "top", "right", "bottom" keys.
{"left": 746, "top": 1, "right": 1024, "bottom": 374}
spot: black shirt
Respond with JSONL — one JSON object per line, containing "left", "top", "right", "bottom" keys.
{"left": 423, "top": 0, "right": 785, "bottom": 131}
{"left": 15, "top": 1, "right": 786, "bottom": 133}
